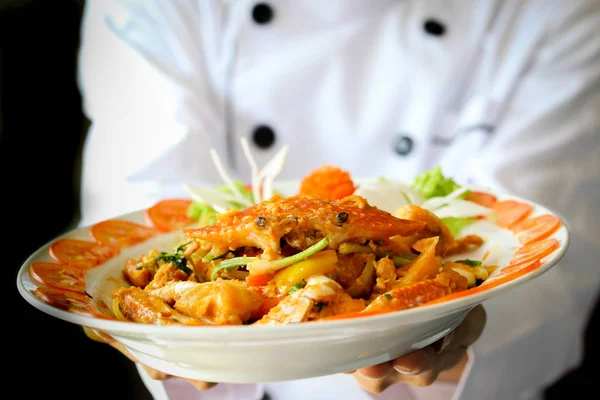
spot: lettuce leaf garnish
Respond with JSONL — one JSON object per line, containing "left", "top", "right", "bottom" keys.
{"left": 216, "top": 180, "right": 254, "bottom": 209}
{"left": 412, "top": 166, "right": 461, "bottom": 199}
{"left": 441, "top": 217, "right": 474, "bottom": 237}
{"left": 187, "top": 202, "right": 218, "bottom": 226}
{"left": 187, "top": 180, "right": 253, "bottom": 225}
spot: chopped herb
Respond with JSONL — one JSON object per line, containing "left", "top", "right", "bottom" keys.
{"left": 385, "top": 293, "right": 393, "bottom": 300}
{"left": 136, "top": 252, "right": 192, "bottom": 274}
{"left": 392, "top": 255, "right": 415, "bottom": 267}
{"left": 315, "top": 301, "right": 328, "bottom": 312}
{"left": 287, "top": 282, "right": 306, "bottom": 294}
{"left": 175, "top": 241, "right": 192, "bottom": 254}
{"left": 155, "top": 254, "right": 192, "bottom": 274}
{"left": 136, "top": 241, "right": 191, "bottom": 271}
{"left": 202, "top": 251, "right": 230, "bottom": 263}
{"left": 455, "top": 259, "right": 482, "bottom": 267}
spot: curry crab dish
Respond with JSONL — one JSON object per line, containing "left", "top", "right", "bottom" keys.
{"left": 113, "top": 194, "right": 494, "bottom": 326}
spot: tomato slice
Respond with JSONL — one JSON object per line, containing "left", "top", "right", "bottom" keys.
{"left": 90, "top": 219, "right": 159, "bottom": 248}
{"left": 252, "top": 295, "right": 283, "bottom": 320}
{"left": 28, "top": 262, "right": 86, "bottom": 293}
{"left": 499, "top": 258, "right": 541, "bottom": 277}
{"left": 145, "top": 199, "right": 194, "bottom": 232}
{"left": 50, "top": 238, "right": 120, "bottom": 269}
{"left": 465, "top": 191, "right": 497, "bottom": 208}
{"left": 246, "top": 273, "right": 272, "bottom": 287}
{"left": 511, "top": 214, "right": 561, "bottom": 245}
{"left": 508, "top": 238, "right": 560, "bottom": 267}
{"left": 487, "top": 200, "right": 533, "bottom": 228}
{"left": 31, "top": 286, "right": 94, "bottom": 313}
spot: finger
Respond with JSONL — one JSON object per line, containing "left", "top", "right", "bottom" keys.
{"left": 140, "top": 363, "right": 171, "bottom": 380}
{"left": 352, "top": 368, "right": 398, "bottom": 394}
{"left": 82, "top": 326, "right": 114, "bottom": 343}
{"left": 450, "top": 304, "right": 486, "bottom": 350}
{"left": 139, "top": 363, "right": 217, "bottom": 391}
{"left": 356, "top": 362, "right": 394, "bottom": 379}
{"left": 183, "top": 379, "right": 218, "bottom": 391}
{"left": 354, "top": 305, "right": 487, "bottom": 394}
{"left": 392, "top": 347, "right": 435, "bottom": 375}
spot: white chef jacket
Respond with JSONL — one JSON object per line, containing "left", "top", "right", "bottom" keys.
{"left": 77, "top": 0, "right": 600, "bottom": 399}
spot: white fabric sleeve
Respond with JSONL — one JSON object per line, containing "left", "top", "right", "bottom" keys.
{"left": 443, "top": 2, "right": 600, "bottom": 399}
{"left": 77, "top": 0, "right": 232, "bottom": 224}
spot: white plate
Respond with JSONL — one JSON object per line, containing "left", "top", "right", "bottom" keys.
{"left": 16, "top": 183, "right": 569, "bottom": 383}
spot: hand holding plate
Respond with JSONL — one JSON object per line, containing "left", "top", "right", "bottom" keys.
{"left": 352, "top": 304, "right": 486, "bottom": 393}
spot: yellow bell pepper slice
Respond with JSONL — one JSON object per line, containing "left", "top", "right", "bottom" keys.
{"left": 274, "top": 250, "right": 338, "bottom": 293}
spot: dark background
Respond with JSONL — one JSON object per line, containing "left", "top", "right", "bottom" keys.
{"left": 2, "top": 0, "right": 151, "bottom": 398}
{"left": 2, "top": 1, "right": 596, "bottom": 398}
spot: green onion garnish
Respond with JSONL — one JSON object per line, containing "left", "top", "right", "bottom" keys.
{"left": 247, "top": 238, "right": 329, "bottom": 275}
{"left": 455, "top": 259, "right": 482, "bottom": 267}
{"left": 287, "top": 282, "right": 306, "bottom": 294}
{"left": 210, "top": 256, "right": 258, "bottom": 281}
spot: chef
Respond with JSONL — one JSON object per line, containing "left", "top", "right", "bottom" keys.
{"left": 77, "top": 0, "right": 600, "bottom": 399}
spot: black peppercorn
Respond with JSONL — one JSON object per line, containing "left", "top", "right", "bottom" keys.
{"left": 336, "top": 212, "right": 349, "bottom": 225}
{"left": 255, "top": 216, "right": 267, "bottom": 227}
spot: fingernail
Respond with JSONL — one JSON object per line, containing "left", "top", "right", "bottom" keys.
{"left": 357, "top": 371, "right": 382, "bottom": 380}
{"left": 393, "top": 364, "right": 418, "bottom": 375}
{"left": 392, "top": 350, "right": 430, "bottom": 375}
{"left": 357, "top": 364, "right": 394, "bottom": 380}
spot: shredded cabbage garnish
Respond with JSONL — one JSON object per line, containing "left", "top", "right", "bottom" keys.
{"left": 183, "top": 139, "right": 290, "bottom": 218}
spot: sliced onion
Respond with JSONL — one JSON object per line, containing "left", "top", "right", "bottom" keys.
{"left": 240, "top": 137, "right": 261, "bottom": 204}
{"left": 182, "top": 184, "right": 250, "bottom": 213}
{"left": 257, "top": 144, "right": 290, "bottom": 201}
{"left": 429, "top": 199, "right": 493, "bottom": 219}
{"left": 355, "top": 181, "right": 425, "bottom": 213}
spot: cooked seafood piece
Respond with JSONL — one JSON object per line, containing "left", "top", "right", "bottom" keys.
{"left": 185, "top": 195, "right": 426, "bottom": 260}
{"left": 123, "top": 248, "right": 193, "bottom": 289}
{"left": 146, "top": 280, "right": 263, "bottom": 325}
{"left": 392, "top": 204, "right": 455, "bottom": 256}
{"left": 365, "top": 266, "right": 468, "bottom": 313}
{"left": 113, "top": 280, "right": 263, "bottom": 325}
{"left": 112, "top": 286, "right": 202, "bottom": 325}
{"left": 255, "top": 275, "right": 366, "bottom": 325}
{"left": 145, "top": 262, "right": 193, "bottom": 290}
{"left": 372, "top": 257, "right": 397, "bottom": 295}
